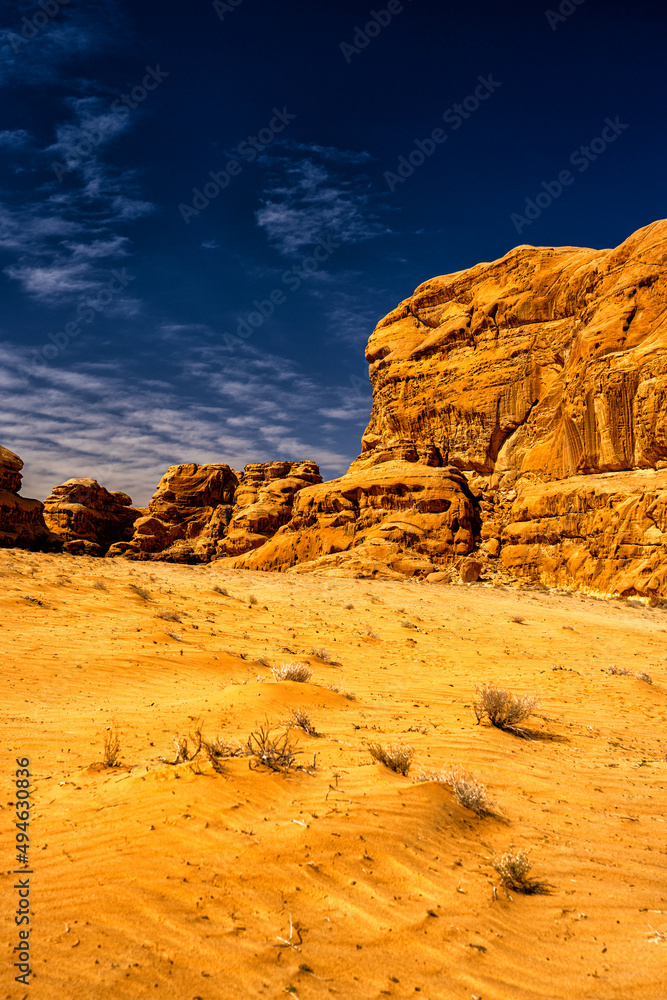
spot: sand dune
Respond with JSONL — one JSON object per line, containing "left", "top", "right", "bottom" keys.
{"left": 2, "top": 549, "right": 666, "bottom": 999}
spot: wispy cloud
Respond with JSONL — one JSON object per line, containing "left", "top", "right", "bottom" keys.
{"left": 255, "top": 150, "right": 389, "bottom": 256}
{"left": 0, "top": 129, "right": 31, "bottom": 148}
{"left": 0, "top": 340, "right": 366, "bottom": 504}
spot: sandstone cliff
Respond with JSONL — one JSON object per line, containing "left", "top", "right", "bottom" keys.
{"left": 43, "top": 479, "right": 141, "bottom": 555}
{"left": 226, "top": 220, "right": 667, "bottom": 598}
{"left": 0, "top": 446, "right": 58, "bottom": 551}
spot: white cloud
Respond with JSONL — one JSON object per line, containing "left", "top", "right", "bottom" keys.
{"left": 256, "top": 157, "right": 388, "bottom": 256}
{"left": 0, "top": 341, "right": 364, "bottom": 505}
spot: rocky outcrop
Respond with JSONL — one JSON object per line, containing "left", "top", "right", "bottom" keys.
{"left": 217, "top": 461, "right": 322, "bottom": 558}
{"left": 43, "top": 479, "right": 141, "bottom": 556}
{"left": 226, "top": 220, "right": 667, "bottom": 595}
{"left": 0, "top": 446, "right": 58, "bottom": 551}
{"left": 108, "top": 463, "right": 238, "bottom": 561}
{"left": 230, "top": 461, "right": 476, "bottom": 578}
{"left": 107, "top": 461, "right": 321, "bottom": 562}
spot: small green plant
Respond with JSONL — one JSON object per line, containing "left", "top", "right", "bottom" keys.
{"left": 473, "top": 683, "right": 539, "bottom": 735}
{"left": 272, "top": 662, "right": 312, "bottom": 683}
{"left": 368, "top": 742, "right": 413, "bottom": 775}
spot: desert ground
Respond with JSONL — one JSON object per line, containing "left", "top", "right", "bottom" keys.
{"left": 1, "top": 549, "right": 666, "bottom": 1000}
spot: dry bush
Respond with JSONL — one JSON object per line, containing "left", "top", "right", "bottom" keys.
{"left": 164, "top": 630, "right": 183, "bottom": 642}
{"left": 509, "top": 614, "right": 525, "bottom": 624}
{"left": 400, "top": 620, "right": 417, "bottom": 629}
{"left": 247, "top": 723, "right": 300, "bottom": 771}
{"left": 473, "top": 683, "right": 539, "bottom": 734}
{"left": 156, "top": 609, "right": 181, "bottom": 622}
{"left": 636, "top": 671, "right": 653, "bottom": 684}
{"left": 129, "top": 583, "right": 151, "bottom": 600}
{"left": 213, "top": 585, "right": 229, "bottom": 596}
{"left": 492, "top": 844, "right": 551, "bottom": 895}
{"left": 248, "top": 594, "right": 258, "bottom": 605}
{"left": 93, "top": 580, "right": 107, "bottom": 591}
{"left": 271, "top": 662, "right": 312, "bottom": 683}
{"left": 441, "top": 766, "right": 493, "bottom": 816}
{"left": 160, "top": 733, "right": 201, "bottom": 765}
{"left": 201, "top": 734, "right": 249, "bottom": 774}
{"left": 344, "top": 603, "right": 354, "bottom": 610}
{"left": 368, "top": 742, "right": 413, "bottom": 775}
{"left": 257, "top": 655, "right": 271, "bottom": 668}
{"left": 286, "top": 708, "right": 319, "bottom": 736}
{"left": 310, "top": 646, "right": 332, "bottom": 662}
{"left": 102, "top": 727, "right": 121, "bottom": 767}
{"left": 607, "top": 665, "right": 632, "bottom": 676}
{"left": 362, "top": 625, "right": 378, "bottom": 638}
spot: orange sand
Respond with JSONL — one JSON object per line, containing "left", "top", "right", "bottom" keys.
{"left": 1, "top": 549, "right": 666, "bottom": 999}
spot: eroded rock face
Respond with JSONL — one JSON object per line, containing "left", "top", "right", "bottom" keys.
{"left": 230, "top": 461, "right": 475, "bottom": 578}
{"left": 228, "top": 220, "right": 667, "bottom": 594}
{"left": 354, "top": 220, "right": 667, "bottom": 483}
{"left": 43, "top": 479, "right": 141, "bottom": 555}
{"left": 500, "top": 470, "right": 667, "bottom": 600}
{"left": 108, "top": 463, "right": 239, "bottom": 561}
{"left": 0, "top": 446, "right": 57, "bottom": 550}
{"left": 218, "top": 461, "right": 323, "bottom": 558}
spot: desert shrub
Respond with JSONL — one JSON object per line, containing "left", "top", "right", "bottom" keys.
{"left": 93, "top": 580, "right": 107, "bottom": 591}
{"left": 213, "top": 585, "right": 229, "bottom": 596}
{"left": 165, "top": 630, "right": 183, "bottom": 642}
{"left": 201, "top": 735, "right": 249, "bottom": 774}
{"left": 607, "top": 665, "right": 632, "bottom": 676}
{"left": 368, "top": 742, "right": 413, "bottom": 776}
{"left": 287, "top": 708, "right": 319, "bottom": 736}
{"left": 362, "top": 625, "right": 378, "bottom": 638}
{"left": 102, "top": 727, "right": 121, "bottom": 767}
{"left": 248, "top": 594, "right": 258, "bottom": 605}
{"left": 509, "top": 614, "right": 525, "bottom": 624}
{"left": 247, "top": 723, "right": 299, "bottom": 771}
{"left": 400, "top": 620, "right": 417, "bottom": 629}
{"left": 156, "top": 609, "right": 181, "bottom": 622}
{"left": 257, "top": 655, "right": 271, "bottom": 667}
{"left": 441, "top": 766, "right": 493, "bottom": 816}
{"left": 473, "top": 683, "right": 539, "bottom": 734}
{"left": 344, "top": 603, "right": 354, "bottom": 610}
{"left": 129, "top": 583, "right": 151, "bottom": 600}
{"left": 492, "top": 844, "right": 551, "bottom": 895}
{"left": 636, "top": 671, "right": 653, "bottom": 684}
{"left": 310, "top": 646, "right": 332, "bottom": 662}
{"left": 271, "top": 662, "right": 312, "bottom": 683}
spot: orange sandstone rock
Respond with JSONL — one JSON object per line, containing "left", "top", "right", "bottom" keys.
{"left": 0, "top": 445, "right": 58, "bottom": 550}
{"left": 43, "top": 479, "right": 141, "bottom": 555}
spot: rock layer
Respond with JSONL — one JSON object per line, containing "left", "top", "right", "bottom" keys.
{"left": 43, "top": 479, "right": 141, "bottom": 555}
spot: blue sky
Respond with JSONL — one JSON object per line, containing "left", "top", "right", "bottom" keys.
{"left": 0, "top": 0, "right": 665, "bottom": 503}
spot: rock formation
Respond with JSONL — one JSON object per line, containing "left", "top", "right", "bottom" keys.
{"left": 226, "top": 219, "right": 667, "bottom": 597}
{"left": 0, "top": 445, "right": 58, "bottom": 550}
{"left": 43, "top": 479, "right": 141, "bottom": 556}
{"left": 108, "top": 460, "right": 321, "bottom": 562}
